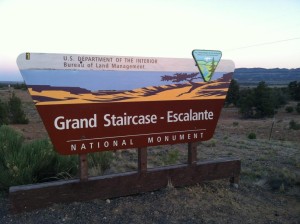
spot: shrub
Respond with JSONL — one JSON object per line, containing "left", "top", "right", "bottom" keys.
{"left": 288, "top": 81, "right": 300, "bottom": 101}
{"left": 248, "top": 132, "right": 256, "bottom": 139}
{"left": 0, "top": 126, "right": 78, "bottom": 191}
{"left": 225, "top": 79, "right": 240, "bottom": 106}
{"left": 232, "top": 121, "right": 239, "bottom": 127}
{"left": 0, "top": 99, "right": 9, "bottom": 125}
{"left": 271, "top": 87, "right": 289, "bottom": 109}
{"left": 289, "top": 120, "right": 300, "bottom": 130}
{"left": 285, "top": 106, "right": 294, "bottom": 113}
{"left": 88, "top": 151, "right": 114, "bottom": 174}
{"left": 203, "top": 139, "right": 217, "bottom": 147}
{"left": 12, "top": 83, "right": 27, "bottom": 90}
{"left": 238, "top": 82, "right": 277, "bottom": 118}
{"left": 8, "top": 94, "right": 29, "bottom": 124}
{"left": 268, "top": 167, "right": 299, "bottom": 191}
{"left": 162, "top": 149, "right": 180, "bottom": 165}
{"left": 296, "top": 103, "right": 300, "bottom": 114}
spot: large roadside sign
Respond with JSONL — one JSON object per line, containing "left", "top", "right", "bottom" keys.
{"left": 17, "top": 53, "right": 235, "bottom": 155}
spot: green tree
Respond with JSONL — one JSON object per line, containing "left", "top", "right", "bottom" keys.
{"left": 0, "top": 99, "right": 9, "bottom": 125}
{"left": 226, "top": 79, "right": 240, "bottom": 106}
{"left": 288, "top": 81, "right": 300, "bottom": 101}
{"left": 296, "top": 103, "right": 300, "bottom": 114}
{"left": 271, "top": 88, "right": 288, "bottom": 109}
{"left": 253, "top": 81, "right": 275, "bottom": 118}
{"left": 8, "top": 94, "right": 29, "bottom": 124}
{"left": 296, "top": 83, "right": 300, "bottom": 101}
{"left": 238, "top": 82, "right": 276, "bottom": 118}
{"left": 238, "top": 88, "right": 255, "bottom": 118}
{"left": 208, "top": 57, "right": 217, "bottom": 75}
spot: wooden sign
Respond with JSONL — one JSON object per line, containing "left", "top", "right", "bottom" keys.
{"left": 17, "top": 53, "right": 235, "bottom": 155}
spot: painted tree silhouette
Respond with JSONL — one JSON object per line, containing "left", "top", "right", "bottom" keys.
{"left": 161, "top": 72, "right": 200, "bottom": 84}
{"left": 161, "top": 72, "right": 202, "bottom": 96}
{"left": 207, "top": 57, "right": 217, "bottom": 81}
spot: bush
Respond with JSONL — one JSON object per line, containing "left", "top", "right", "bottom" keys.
{"left": 272, "top": 87, "right": 289, "bottom": 109}
{"left": 268, "top": 167, "right": 299, "bottom": 191}
{"left": 225, "top": 79, "right": 240, "bottom": 106}
{"left": 203, "top": 139, "right": 217, "bottom": 147}
{"left": 285, "top": 106, "right": 294, "bottom": 113}
{"left": 238, "top": 82, "right": 277, "bottom": 118}
{"left": 0, "top": 126, "right": 78, "bottom": 191}
{"left": 233, "top": 121, "right": 239, "bottom": 127}
{"left": 8, "top": 94, "right": 29, "bottom": 124}
{"left": 0, "top": 99, "right": 9, "bottom": 125}
{"left": 248, "top": 132, "right": 256, "bottom": 139}
{"left": 296, "top": 103, "right": 300, "bottom": 114}
{"left": 12, "top": 83, "right": 27, "bottom": 90}
{"left": 162, "top": 149, "right": 180, "bottom": 165}
{"left": 237, "top": 88, "right": 255, "bottom": 118}
{"left": 288, "top": 81, "right": 300, "bottom": 101}
{"left": 88, "top": 151, "right": 114, "bottom": 175}
{"left": 289, "top": 120, "right": 300, "bottom": 130}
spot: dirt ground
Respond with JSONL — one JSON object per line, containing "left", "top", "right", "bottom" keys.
{"left": 0, "top": 88, "right": 299, "bottom": 223}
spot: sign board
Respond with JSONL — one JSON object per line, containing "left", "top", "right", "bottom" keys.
{"left": 17, "top": 53, "right": 235, "bottom": 155}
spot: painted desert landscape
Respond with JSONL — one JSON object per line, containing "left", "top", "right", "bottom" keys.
{"left": 27, "top": 73, "right": 232, "bottom": 105}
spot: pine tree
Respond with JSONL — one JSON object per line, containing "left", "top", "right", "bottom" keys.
{"left": 226, "top": 79, "right": 240, "bottom": 106}
{"left": 253, "top": 81, "right": 275, "bottom": 118}
{"left": 288, "top": 81, "right": 300, "bottom": 101}
{"left": 208, "top": 57, "right": 216, "bottom": 74}
{"left": 238, "top": 82, "right": 276, "bottom": 118}
{"left": 238, "top": 88, "right": 255, "bottom": 118}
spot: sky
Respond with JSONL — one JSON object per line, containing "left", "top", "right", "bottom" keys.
{"left": 0, "top": 0, "right": 300, "bottom": 81}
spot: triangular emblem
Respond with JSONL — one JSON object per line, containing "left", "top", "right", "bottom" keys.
{"left": 192, "top": 50, "right": 222, "bottom": 82}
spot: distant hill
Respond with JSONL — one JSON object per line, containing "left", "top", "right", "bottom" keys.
{"left": 27, "top": 85, "right": 91, "bottom": 94}
{"left": 234, "top": 68, "right": 300, "bottom": 86}
{"left": 0, "top": 81, "right": 24, "bottom": 85}
{"left": 0, "top": 81, "right": 26, "bottom": 89}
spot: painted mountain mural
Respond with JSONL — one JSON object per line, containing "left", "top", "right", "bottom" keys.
{"left": 27, "top": 73, "right": 233, "bottom": 105}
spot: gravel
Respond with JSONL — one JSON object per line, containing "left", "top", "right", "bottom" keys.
{"left": 1, "top": 181, "right": 299, "bottom": 224}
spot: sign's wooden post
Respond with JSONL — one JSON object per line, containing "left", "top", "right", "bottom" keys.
{"left": 79, "top": 154, "right": 88, "bottom": 181}
{"left": 230, "top": 175, "right": 240, "bottom": 187}
{"left": 188, "top": 142, "right": 198, "bottom": 166}
{"left": 138, "top": 147, "right": 147, "bottom": 173}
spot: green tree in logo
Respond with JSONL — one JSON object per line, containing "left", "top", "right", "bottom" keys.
{"left": 208, "top": 57, "right": 217, "bottom": 75}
